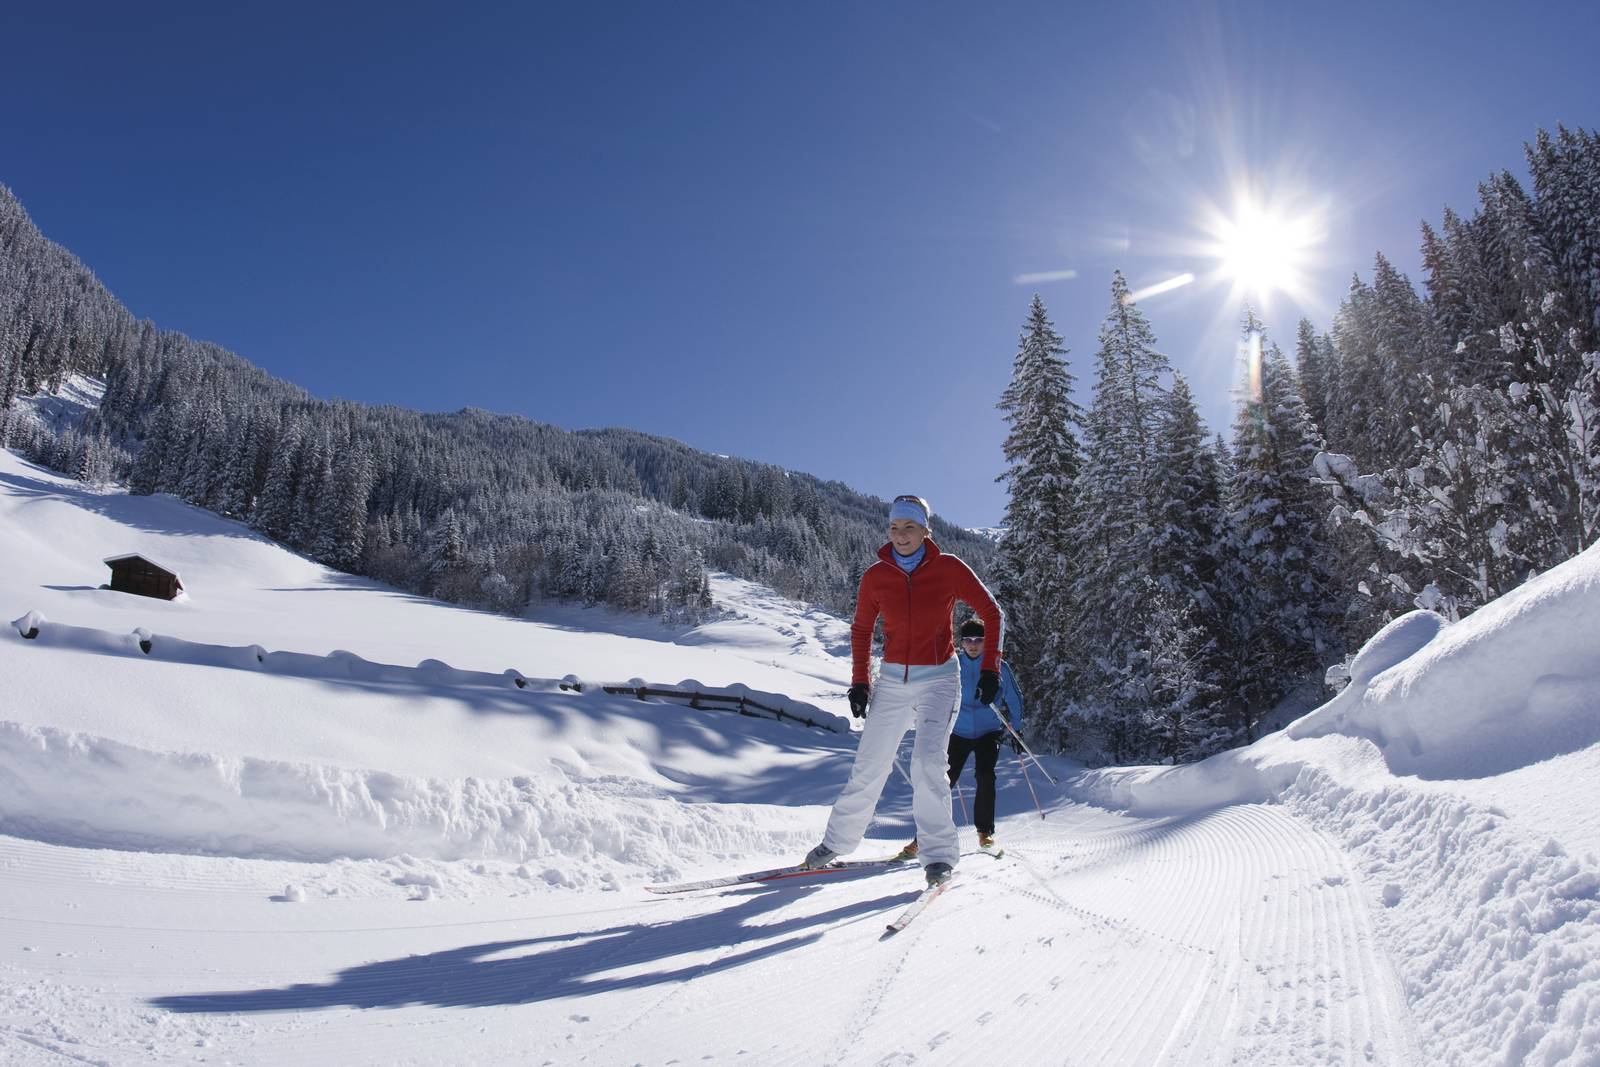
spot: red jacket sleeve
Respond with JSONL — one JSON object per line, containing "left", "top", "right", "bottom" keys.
{"left": 850, "top": 567, "right": 880, "bottom": 685}
{"left": 952, "top": 558, "right": 1005, "bottom": 673}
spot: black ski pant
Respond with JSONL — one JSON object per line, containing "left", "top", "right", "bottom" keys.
{"left": 947, "top": 731, "right": 1003, "bottom": 836}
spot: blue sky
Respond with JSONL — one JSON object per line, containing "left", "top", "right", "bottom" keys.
{"left": 4, "top": 1, "right": 1598, "bottom": 527}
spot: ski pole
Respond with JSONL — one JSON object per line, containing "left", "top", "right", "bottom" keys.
{"left": 892, "top": 740, "right": 915, "bottom": 789}
{"left": 1012, "top": 743, "right": 1046, "bottom": 821}
{"left": 994, "top": 703, "right": 1059, "bottom": 787}
{"left": 954, "top": 778, "right": 969, "bottom": 825}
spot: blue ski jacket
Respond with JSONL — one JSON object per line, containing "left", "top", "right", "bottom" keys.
{"left": 952, "top": 653, "right": 1024, "bottom": 739}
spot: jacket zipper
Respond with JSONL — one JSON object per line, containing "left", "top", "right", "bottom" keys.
{"left": 903, "top": 568, "right": 913, "bottom": 682}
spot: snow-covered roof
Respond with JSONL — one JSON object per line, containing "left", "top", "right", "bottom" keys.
{"left": 102, "top": 553, "right": 184, "bottom": 586}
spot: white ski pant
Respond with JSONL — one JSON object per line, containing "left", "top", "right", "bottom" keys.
{"left": 822, "top": 659, "right": 961, "bottom": 868}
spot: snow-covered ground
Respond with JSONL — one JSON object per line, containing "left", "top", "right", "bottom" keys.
{"left": 2, "top": 447, "right": 1597, "bottom": 1065}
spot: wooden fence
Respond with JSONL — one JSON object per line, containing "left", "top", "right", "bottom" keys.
{"left": 601, "top": 684, "right": 841, "bottom": 733}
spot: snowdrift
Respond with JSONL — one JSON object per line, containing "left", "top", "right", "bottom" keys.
{"left": 0, "top": 719, "right": 811, "bottom": 877}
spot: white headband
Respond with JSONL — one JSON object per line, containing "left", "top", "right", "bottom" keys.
{"left": 889, "top": 498, "right": 930, "bottom": 527}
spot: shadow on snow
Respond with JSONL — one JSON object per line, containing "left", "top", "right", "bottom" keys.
{"left": 151, "top": 880, "right": 917, "bottom": 1014}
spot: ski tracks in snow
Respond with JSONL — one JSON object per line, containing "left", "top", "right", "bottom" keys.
{"left": 794, "top": 801, "right": 1420, "bottom": 1067}
{"left": 895, "top": 801, "right": 1421, "bottom": 1067}
{"left": 0, "top": 800, "right": 1420, "bottom": 1066}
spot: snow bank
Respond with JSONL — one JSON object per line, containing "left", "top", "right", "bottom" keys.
{"left": 0, "top": 720, "right": 810, "bottom": 879}
{"left": 1285, "top": 766, "right": 1600, "bottom": 1067}
{"left": 1292, "top": 542, "right": 1600, "bottom": 778}
{"left": 1, "top": 613, "right": 842, "bottom": 878}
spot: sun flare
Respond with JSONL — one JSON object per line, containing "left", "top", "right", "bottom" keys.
{"left": 1203, "top": 194, "right": 1324, "bottom": 306}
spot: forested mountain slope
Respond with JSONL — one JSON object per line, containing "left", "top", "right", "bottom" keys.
{"left": 0, "top": 185, "right": 991, "bottom": 621}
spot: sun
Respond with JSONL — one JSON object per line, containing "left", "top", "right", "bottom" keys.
{"left": 1201, "top": 192, "right": 1325, "bottom": 307}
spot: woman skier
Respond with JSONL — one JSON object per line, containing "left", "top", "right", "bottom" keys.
{"left": 800, "top": 494, "right": 1004, "bottom": 887}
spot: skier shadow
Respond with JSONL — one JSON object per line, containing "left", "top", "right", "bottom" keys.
{"left": 150, "top": 879, "right": 919, "bottom": 1015}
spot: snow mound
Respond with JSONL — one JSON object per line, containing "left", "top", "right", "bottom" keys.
{"left": 1347, "top": 608, "right": 1448, "bottom": 688}
{"left": 1292, "top": 541, "right": 1600, "bottom": 779}
{"left": 0, "top": 720, "right": 808, "bottom": 877}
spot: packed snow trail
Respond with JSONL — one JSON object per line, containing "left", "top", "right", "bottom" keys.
{"left": 0, "top": 794, "right": 1418, "bottom": 1066}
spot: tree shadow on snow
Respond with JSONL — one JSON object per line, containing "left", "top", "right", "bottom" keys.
{"left": 150, "top": 880, "right": 917, "bottom": 1014}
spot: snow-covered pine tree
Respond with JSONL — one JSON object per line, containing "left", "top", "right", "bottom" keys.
{"left": 1370, "top": 253, "right": 1435, "bottom": 467}
{"left": 1219, "top": 316, "right": 1336, "bottom": 738}
{"left": 424, "top": 508, "right": 469, "bottom": 600}
{"left": 1437, "top": 207, "right": 1506, "bottom": 388}
{"left": 1149, "top": 375, "right": 1223, "bottom": 592}
{"left": 1138, "top": 580, "right": 1228, "bottom": 764}
{"left": 178, "top": 389, "right": 226, "bottom": 508}
{"left": 1294, "top": 319, "right": 1331, "bottom": 439}
{"left": 1326, "top": 276, "right": 1381, "bottom": 467}
{"left": 1145, "top": 372, "right": 1229, "bottom": 755}
{"left": 254, "top": 415, "right": 304, "bottom": 542}
{"left": 318, "top": 441, "right": 373, "bottom": 570}
{"left": 1496, "top": 293, "right": 1600, "bottom": 567}
{"left": 215, "top": 409, "right": 263, "bottom": 518}
{"left": 1066, "top": 272, "right": 1173, "bottom": 756}
{"left": 128, "top": 394, "right": 185, "bottom": 496}
{"left": 1383, "top": 381, "right": 1525, "bottom": 618}
{"left": 1477, "top": 172, "right": 1560, "bottom": 351}
{"left": 993, "top": 293, "right": 1082, "bottom": 733}
{"left": 290, "top": 431, "right": 332, "bottom": 551}
{"left": 1526, "top": 125, "right": 1600, "bottom": 348}
{"left": 0, "top": 310, "right": 22, "bottom": 446}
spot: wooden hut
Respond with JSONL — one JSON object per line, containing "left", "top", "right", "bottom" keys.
{"left": 103, "top": 554, "right": 184, "bottom": 601}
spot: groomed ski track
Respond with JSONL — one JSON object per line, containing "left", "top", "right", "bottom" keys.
{"left": 0, "top": 799, "right": 1419, "bottom": 1066}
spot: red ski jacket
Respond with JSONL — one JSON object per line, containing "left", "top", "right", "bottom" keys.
{"left": 850, "top": 538, "right": 1004, "bottom": 685}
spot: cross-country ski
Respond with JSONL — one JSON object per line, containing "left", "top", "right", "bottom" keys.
{"left": 884, "top": 873, "right": 959, "bottom": 935}
{"left": 644, "top": 855, "right": 911, "bottom": 895}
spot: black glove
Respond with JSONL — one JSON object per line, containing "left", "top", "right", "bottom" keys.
{"left": 1008, "top": 733, "right": 1023, "bottom": 755}
{"left": 976, "top": 670, "right": 1000, "bottom": 706}
{"left": 848, "top": 683, "right": 870, "bottom": 719}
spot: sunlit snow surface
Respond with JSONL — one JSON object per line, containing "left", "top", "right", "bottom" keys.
{"left": 2, "top": 447, "right": 1597, "bottom": 1066}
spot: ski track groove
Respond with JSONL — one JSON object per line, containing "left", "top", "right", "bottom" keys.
{"left": 1110, "top": 820, "right": 1229, "bottom": 1067}
{"left": 1006, "top": 802, "right": 1414, "bottom": 1067}
{"left": 0, "top": 801, "right": 1421, "bottom": 1065}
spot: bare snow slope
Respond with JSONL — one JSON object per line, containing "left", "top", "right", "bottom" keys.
{"left": 2, "top": 447, "right": 1597, "bottom": 1066}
